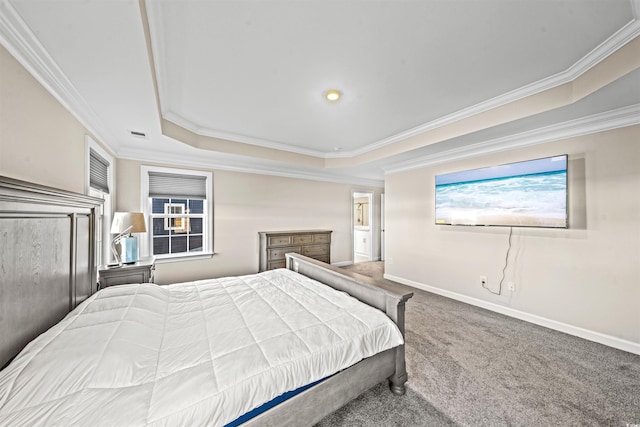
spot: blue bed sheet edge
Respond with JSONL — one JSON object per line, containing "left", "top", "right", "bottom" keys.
{"left": 225, "top": 376, "right": 327, "bottom": 426}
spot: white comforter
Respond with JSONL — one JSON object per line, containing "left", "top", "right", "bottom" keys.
{"left": 0, "top": 268, "right": 403, "bottom": 426}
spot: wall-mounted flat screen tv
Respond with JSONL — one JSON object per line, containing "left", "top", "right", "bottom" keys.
{"left": 435, "top": 155, "right": 568, "bottom": 228}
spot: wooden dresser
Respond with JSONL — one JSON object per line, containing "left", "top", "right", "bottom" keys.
{"left": 259, "top": 230, "right": 332, "bottom": 271}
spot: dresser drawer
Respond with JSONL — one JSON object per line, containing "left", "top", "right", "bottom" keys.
{"left": 268, "top": 235, "right": 292, "bottom": 246}
{"left": 267, "top": 259, "right": 287, "bottom": 270}
{"left": 101, "top": 271, "right": 148, "bottom": 288}
{"left": 313, "top": 234, "right": 331, "bottom": 244}
{"left": 302, "top": 244, "right": 329, "bottom": 257}
{"left": 268, "top": 246, "right": 300, "bottom": 260}
{"left": 292, "top": 235, "right": 313, "bottom": 244}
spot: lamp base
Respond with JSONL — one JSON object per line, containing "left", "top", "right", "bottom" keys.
{"left": 120, "top": 236, "right": 139, "bottom": 264}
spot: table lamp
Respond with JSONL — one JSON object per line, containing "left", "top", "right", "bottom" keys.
{"left": 110, "top": 212, "right": 147, "bottom": 265}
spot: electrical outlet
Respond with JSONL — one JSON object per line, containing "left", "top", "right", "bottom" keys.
{"left": 507, "top": 281, "right": 515, "bottom": 291}
{"left": 480, "top": 275, "right": 487, "bottom": 286}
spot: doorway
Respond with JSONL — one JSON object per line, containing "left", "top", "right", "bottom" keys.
{"left": 380, "top": 193, "right": 385, "bottom": 261}
{"left": 352, "top": 191, "right": 373, "bottom": 263}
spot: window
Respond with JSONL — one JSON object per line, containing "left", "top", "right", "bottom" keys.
{"left": 141, "top": 166, "right": 212, "bottom": 261}
{"left": 86, "top": 136, "right": 113, "bottom": 266}
{"left": 152, "top": 198, "right": 204, "bottom": 255}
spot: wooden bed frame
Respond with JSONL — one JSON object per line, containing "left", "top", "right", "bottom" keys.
{"left": 0, "top": 175, "right": 413, "bottom": 426}
{"left": 0, "top": 176, "right": 102, "bottom": 369}
{"left": 243, "top": 253, "right": 413, "bottom": 426}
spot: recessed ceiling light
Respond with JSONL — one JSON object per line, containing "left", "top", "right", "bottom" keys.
{"left": 325, "top": 90, "right": 341, "bottom": 102}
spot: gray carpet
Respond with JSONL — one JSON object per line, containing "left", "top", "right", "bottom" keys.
{"left": 315, "top": 261, "right": 640, "bottom": 426}
{"left": 316, "top": 382, "right": 456, "bottom": 427}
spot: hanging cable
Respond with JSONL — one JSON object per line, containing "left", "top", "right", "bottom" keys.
{"left": 482, "top": 227, "right": 513, "bottom": 295}
{"left": 499, "top": 227, "right": 514, "bottom": 289}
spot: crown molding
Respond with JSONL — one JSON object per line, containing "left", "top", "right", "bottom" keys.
{"left": 360, "top": 18, "right": 640, "bottom": 158}
{"left": 152, "top": 14, "right": 640, "bottom": 159}
{"left": 4, "top": 0, "right": 638, "bottom": 169}
{"left": 145, "top": 0, "right": 334, "bottom": 160}
{"left": 166, "top": 109, "right": 355, "bottom": 159}
{"left": 163, "top": 112, "right": 330, "bottom": 158}
{"left": 0, "top": 0, "right": 119, "bottom": 150}
{"left": 384, "top": 104, "right": 640, "bottom": 175}
{"left": 116, "top": 145, "right": 384, "bottom": 188}
{"left": 143, "top": 0, "right": 170, "bottom": 123}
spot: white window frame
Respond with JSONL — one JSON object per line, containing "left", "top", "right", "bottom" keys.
{"left": 164, "top": 203, "right": 188, "bottom": 232}
{"left": 140, "top": 165, "right": 213, "bottom": 262}
{"left": 85, "top": 135, "right": 114, "bottom": 266}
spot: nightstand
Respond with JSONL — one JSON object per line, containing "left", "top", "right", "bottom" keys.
{"left": 98, "top": 256, "right": 156, "bottom": 289}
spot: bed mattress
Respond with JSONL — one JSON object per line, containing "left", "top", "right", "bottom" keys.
{"left": 0, "top": 268, "right": 403, "bottom": 426}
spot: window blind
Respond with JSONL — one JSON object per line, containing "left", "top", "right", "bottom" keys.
{"left": 148, "top": 172, "right": 207, "bottom": 199}
{"left": 89, "top": 149, "right": 110, "bottom": 193}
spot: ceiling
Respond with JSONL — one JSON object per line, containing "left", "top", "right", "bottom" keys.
{"left": 1, "top": 0, "right": 639, "bottom": 187}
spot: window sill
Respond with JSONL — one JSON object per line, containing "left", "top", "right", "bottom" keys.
{"left": 154, "top": 252, "right": 215, "bottom": 264}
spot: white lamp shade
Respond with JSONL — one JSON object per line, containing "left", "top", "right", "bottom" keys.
{"left": 111, "top": 212, "right": 147, "bottom": 234}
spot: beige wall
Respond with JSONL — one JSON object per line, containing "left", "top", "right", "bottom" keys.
{"left": 385, "top": 125, "right": 640, "bottom": 345}
{"left": 117, "top": 158, "right": 383, "bottom": 284}
{"left": 0, "top": 45, "right": 95, "bottom": 193}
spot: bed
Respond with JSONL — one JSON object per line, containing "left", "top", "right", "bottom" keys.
{"left": 0, "top": 176, "right": 413, "bottom": 426}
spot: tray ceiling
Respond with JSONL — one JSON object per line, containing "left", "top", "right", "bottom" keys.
{"left": 1, "top": 0, "right": 639, "bottom": 185}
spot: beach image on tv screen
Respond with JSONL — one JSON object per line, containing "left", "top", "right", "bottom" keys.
{"left": 435, "top": 155, "right": 567, "bottom": 228}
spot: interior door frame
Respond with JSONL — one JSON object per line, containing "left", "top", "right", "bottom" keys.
{"left": 380, "top": 193, "right": 385, "bottom": 261}
{"left": 352, "top": 190, "right": 374, "bottom": 263}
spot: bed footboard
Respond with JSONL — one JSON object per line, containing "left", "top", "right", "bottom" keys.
{"left": 286, "top": 253, "right": 413, "bottom": 395}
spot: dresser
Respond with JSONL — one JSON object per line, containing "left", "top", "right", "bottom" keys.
{"left": 98, "top": 256, "right": 156, "bottom": 289}
{"left": 259, "top": 230, "right": 332, "bottom": 271}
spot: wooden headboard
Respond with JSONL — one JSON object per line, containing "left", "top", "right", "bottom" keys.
{"left": 0, "top": 176, "right": 102, "bottom": 368}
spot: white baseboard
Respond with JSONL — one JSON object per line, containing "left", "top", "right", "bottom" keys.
{"left": 384, "top": 274, "right": 640, "bottom": 356}
{"left": 332, "top": 257, "right": 382, "bottom": 267}
{"left": 332, "top": 260, "right": 353, "bottom": 267}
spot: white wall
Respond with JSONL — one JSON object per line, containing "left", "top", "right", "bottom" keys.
{"left": 0, "top": 45, "right": 102, "bottom": 193}
{"left": 117, "top": 159, "right": 383, "bottom": 284}
{"left": 384, "top": 125, "right": 640, "bottom": 349}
